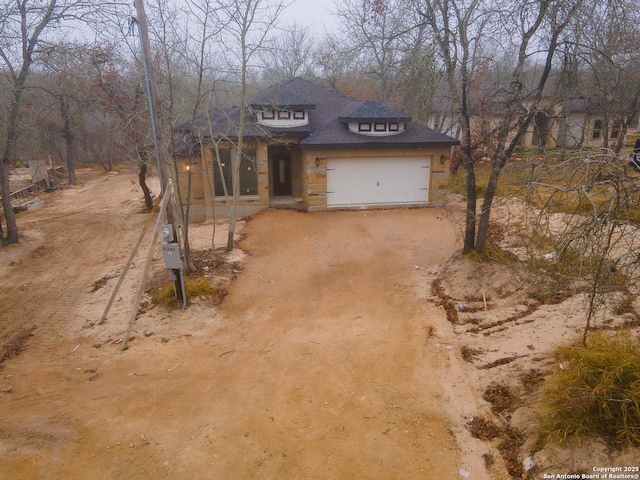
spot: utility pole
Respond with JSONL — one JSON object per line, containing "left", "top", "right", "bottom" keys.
{"left": 131, "top": 0, "right": 194, "bottom": 276}
{"left": 133, "top": 0, "right": 168, "bottom": 194}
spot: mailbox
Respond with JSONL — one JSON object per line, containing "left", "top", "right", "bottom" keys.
{"left": 162, "top": 243, "right": 183, "bottom": 269}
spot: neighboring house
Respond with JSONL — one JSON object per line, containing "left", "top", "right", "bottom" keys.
{"left": 174, "top": 77, "right": 459, "bottom": 222}
{"left": 556, "top": 99, "right": 640, "bottom": 149}
{"left": 426, "top": 96, "right": 640, "bottom": 151}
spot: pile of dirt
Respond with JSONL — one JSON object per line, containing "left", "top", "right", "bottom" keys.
{"left": 432, "top": 247, "right": 640, "bottom": 477}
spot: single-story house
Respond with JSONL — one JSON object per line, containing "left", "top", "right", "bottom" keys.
{"left": 426, "top": 96, "right": 640, "bottom": 151}
{"left": 174, "top": 77, "right": 459, "bottom": 221}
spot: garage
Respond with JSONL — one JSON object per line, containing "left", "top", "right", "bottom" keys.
{"left": 326, "top": 156, "right": 431, "bottom": 207}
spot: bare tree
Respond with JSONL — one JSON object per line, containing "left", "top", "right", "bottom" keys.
{"left": 0, "top": 0, "right": 98, "bottom": 246}
{"left": 332, "top": 0, "right": 411, "bottom": 102}
{"left": 561, "top": 0, "right": 640, "bottom": 151}
{"left": 217, "top": 0, "right": 285, "bottom": 252}
{"left": 418, "top": 0, "right": 582, "bottom": 254}
{"left": 259, "top": 24, "right": 315, "bottom": 84}
{"left": 523, "top": 151, "right": 640, "bottom": 346}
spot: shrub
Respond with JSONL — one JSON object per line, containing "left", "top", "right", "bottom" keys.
{"left": 152, "top": 278, "right": 222, "bottom": 308}
{"left": 540, "top": 331, "right": 640, "bottom": 446}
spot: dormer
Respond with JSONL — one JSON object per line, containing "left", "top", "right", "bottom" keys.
{"left": 251, "top": 90, "right": 315, "bottom": 129}
{"left": 340, "top": 100, "right": 410, "bottom": 137}
{"left": 256, "top": 107, "right": 311, "bottom": 128}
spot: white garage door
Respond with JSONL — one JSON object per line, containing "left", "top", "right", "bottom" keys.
{"left": 327, "top": 156, "right": 430, "bottom": 206}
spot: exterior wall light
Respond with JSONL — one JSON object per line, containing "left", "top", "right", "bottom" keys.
{"left": 440, "top": 155, "right": 446, "bottom": 165}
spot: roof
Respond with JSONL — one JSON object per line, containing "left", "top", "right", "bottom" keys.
{"left": 338, "top": 100, "right": 411, "bottom": 122}
{"left": 250, "top": 86, "right": 316, "bottom": 110}
{"left": 175, "top": 77, "right": 459, "bottom": 151}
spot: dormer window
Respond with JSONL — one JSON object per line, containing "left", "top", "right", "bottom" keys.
{"left": 348, "top": 121, "right": 406, "bottom": 136}
{"left": 257, "top": 108, "right": 310, "bottom": 127}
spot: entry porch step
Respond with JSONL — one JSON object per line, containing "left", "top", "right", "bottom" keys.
{"left": 269, "top": 196, "right": 305, "bottom": 211}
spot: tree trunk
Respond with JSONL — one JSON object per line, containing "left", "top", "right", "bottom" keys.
{"left": 461, "top": 131, "right": 476, "bottom": 254}
{"left": 61, "top": 96, "right": 77, "bottom": 185}
{"left": 0, "top": 163, "right": 12, "bottom": 247}
{"left": 65, "top": 132, "right": 76, "bottom": 185}
{"left": 183, "top": 155, "right": 194, "bottom": 271}
{"left": 1, "top": 86, "right": 25, "bottom": 245}
{"left": 138, "top": 162, "right": 153, "bottom": 210}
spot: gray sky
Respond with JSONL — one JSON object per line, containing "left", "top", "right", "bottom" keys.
{"left": 279, "top": 0, "right": 338, "bottom": 34}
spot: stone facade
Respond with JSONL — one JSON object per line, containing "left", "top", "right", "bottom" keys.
{"left": 177, "top": 142, "right": 452, "bottom": 221}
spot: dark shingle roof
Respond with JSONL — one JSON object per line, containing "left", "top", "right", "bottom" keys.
{"left": 175, "top": 77, "right": 458, "bottom": 150}
{"left": 250, "top": 87, "right": 315, "bottom": 110}
{"left": 339, "top": 100, "right": 411, "bottom": 122}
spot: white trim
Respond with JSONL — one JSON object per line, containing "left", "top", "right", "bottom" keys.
{"left": 347, "top": 121, "right": 405, "bottom": 136}
{"left": 257, "top": 109, "right": 309, "bottom": 128}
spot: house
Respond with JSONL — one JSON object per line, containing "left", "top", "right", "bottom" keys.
{"left": 426, "top": 95, "right": 640, "bottom": 151}
{"left": 174, "top": 77, "right": 459, "bottom": 222}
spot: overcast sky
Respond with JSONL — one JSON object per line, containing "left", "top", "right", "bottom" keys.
{"left": 279, "top": 0, "right": 338, "bottom": 35}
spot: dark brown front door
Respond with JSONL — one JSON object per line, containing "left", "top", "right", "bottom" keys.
{"left": 272, "top": 148, "right": 292, "bottom": 196}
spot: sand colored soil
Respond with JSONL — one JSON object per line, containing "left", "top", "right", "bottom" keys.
{"left": 0, "top": 169, "right": 498, "bottom": 479}
{"left": 2, "top": 168, "right": 638, "bottom": 479}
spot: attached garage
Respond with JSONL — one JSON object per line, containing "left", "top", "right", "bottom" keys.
{"left": 326, "top": 156, "right": 431, "bottom": 207}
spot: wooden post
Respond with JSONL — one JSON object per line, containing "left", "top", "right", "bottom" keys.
{"left": 99, "top": 197, "right": 159, "bottom": 325}
{"left": 121, "top": 182, "right": 173, "bottom": 351}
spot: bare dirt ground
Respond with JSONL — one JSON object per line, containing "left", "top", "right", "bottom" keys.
{"left": 2, "top": 168, "right": 638, "bottom": 480}
{"left": 0, "top": 167, "right": 502, "bottom": 479}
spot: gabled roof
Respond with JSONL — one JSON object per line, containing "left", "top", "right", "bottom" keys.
{"left": 175, "top": 77, "right": 459, "bottom": 150}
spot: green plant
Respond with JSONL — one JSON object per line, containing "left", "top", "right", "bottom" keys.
{"left": 540, "top": 331, "right": 640, "bottom": 446}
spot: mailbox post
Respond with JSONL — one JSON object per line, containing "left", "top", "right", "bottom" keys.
{"left": 161, "top": 224, "right": 186, "bottom": 310}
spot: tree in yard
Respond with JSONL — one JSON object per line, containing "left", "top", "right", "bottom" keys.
{"left": 331, "top": 0, "right": 410, "bottom": 103}
{"left": 87, "top": 43, "right": 156, "bottom": 208}
{"left": 0, "top": 0, "right": 98, "bottom": 246}
{"left": 522, "top": 150, "right": 640, "bottom": 346}
{"left": 417, "top": 0, "right": 583, "bottom": 254}
{"left": 34, "top": 43, "right": 101, "bottom": 186}
{"left": 152, "top": 0, "right": 223, "bottom": 269}
{"left": 559, "top": 0, "right": 640, "bottom": 151}
{"left": 217, "top": 0, "right": 286, "bottom": 252}
{"left": 258, "top": 24, "right": 316, "bottom": 85}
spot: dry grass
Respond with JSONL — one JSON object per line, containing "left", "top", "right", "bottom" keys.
{"left": 152, "top": 278, "right": 224, "bottom": 308}
{"left": 540, "top": 331, "right": 640, "bottom": 447}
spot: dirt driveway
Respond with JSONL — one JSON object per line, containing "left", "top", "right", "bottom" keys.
{"left": 0, "top": 169, "right": 489, "bottom": 479}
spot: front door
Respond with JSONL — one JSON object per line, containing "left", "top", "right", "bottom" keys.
{"left": 272, "top": 148, "right": 292, "bottom": 196}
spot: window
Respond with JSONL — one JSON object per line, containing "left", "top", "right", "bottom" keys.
{"left": 293, "top": 111, "right": 305, "bottom": 120}
{"left": 592, "top": 120, "right": 603, "bottom": 139}
{"left": 374, "top": 123, "right": 386, "bottom": 132}
{"left": 611, "top": 122, "right": 620, "bottom": 139}
{"left": 277, "top": 110, "right": 291, "bottom": 120}
{"left": 239, "top": 149, "right": 258, "bottom": 195}
{"left": 213, "top": 148, "right": 258, "bottom": 196}
{"left": 389, "top": 122, "right": 399, "bottom": 132}
{"left": 262, "top": 110, "right": 275, "bottom": 120}
{"left": 358, "top": 123, "right": 372, "bottom": 132}
{"left": 213, "top": 149, "right": 232, "bottom": 196}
